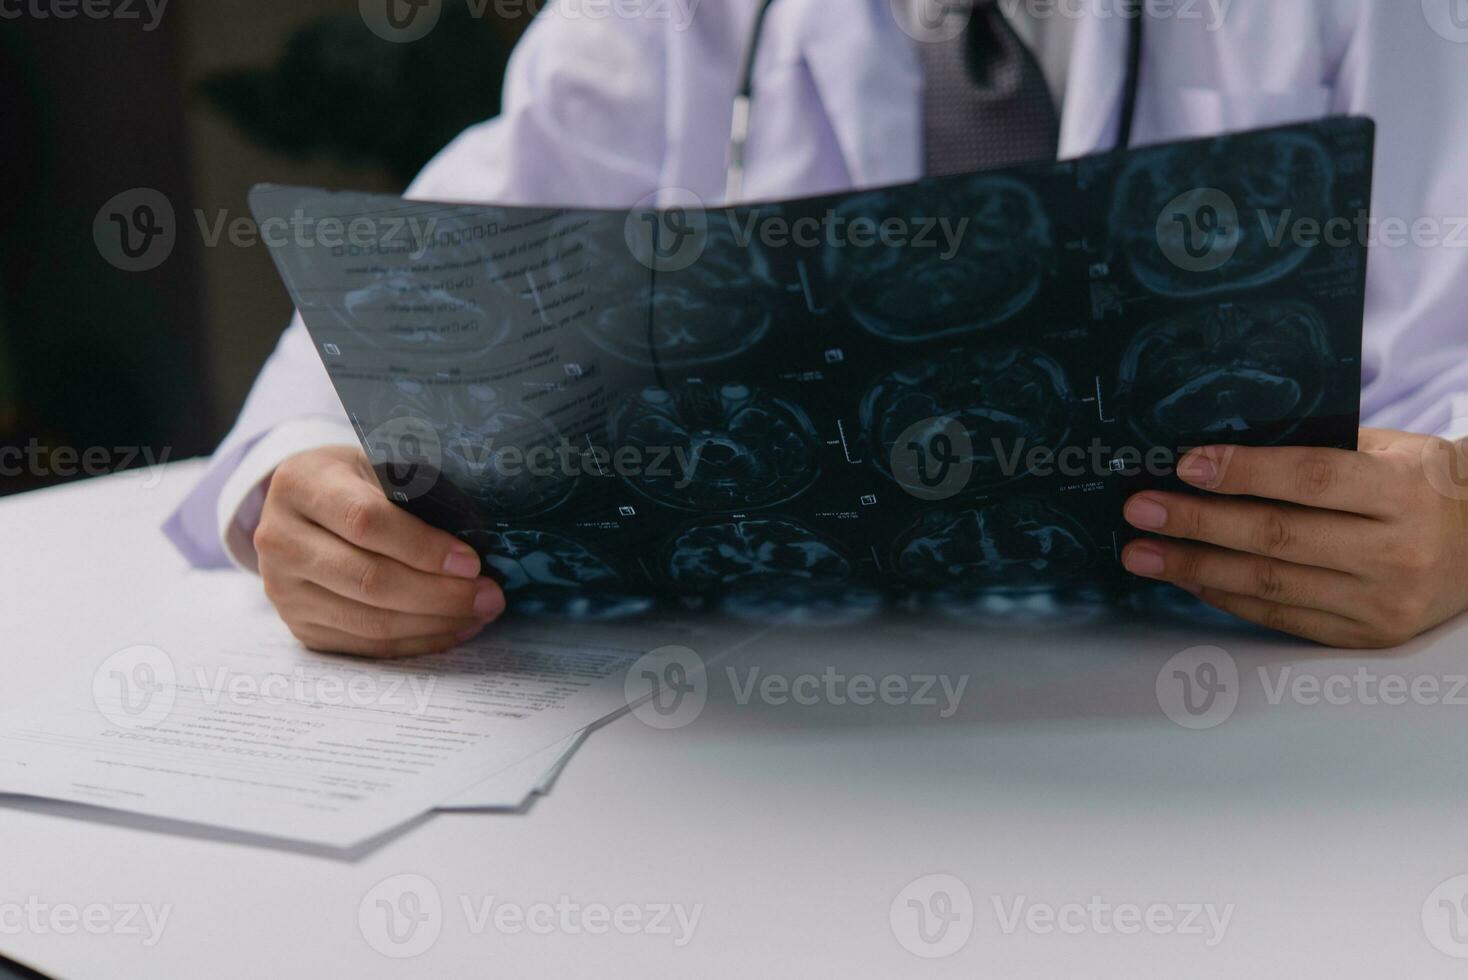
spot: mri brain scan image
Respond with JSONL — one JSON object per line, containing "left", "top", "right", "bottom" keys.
{"left": 575, "top": 213, "right": 782, "bottom": 367}
{"left": 579, "top": 283, "right": 774, "bottom": 367}
{"left": 893, "top": 499, "right": 1097, "bottom": 592}
{"left": 333, "top": 273, "right": 511, "bottom": 365}
{"left": 608, "top": 383, "right": 821, "bottom": 511}
{"left": 1117, "top": 300, "right": 1334, "bottom": 446}
{"left": 675, "top": 208, "right": 783, "bottom": 293}
{"left": 370, "top": 379, "right": 576, "bottom": 517}
{"left": 1111, "top": 131, "right": 1334, "bottom": 297}
{"left": 459, "top": 529, "right": 650, "bottom": 621}
{"left": 825, "top": 175, "right": 1054, "bottom": 342}
{"left": 663, "top": 518, "right": 852, "bottom": 593}
{"left": 862, "top": 347, "right": 1076, "bottom": 492}
{"left": 461, "top": 528, "right": 622, "bottom": 592}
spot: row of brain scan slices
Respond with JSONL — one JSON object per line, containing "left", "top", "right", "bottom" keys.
{"left": 332, "top": 132, "right": 1336, "bottom": 366}
{"left": 459, "top": 497, "right": 1101, "bottom": 623}
{"left": 366, "top": 297, "right": 1333, "bottom": 518}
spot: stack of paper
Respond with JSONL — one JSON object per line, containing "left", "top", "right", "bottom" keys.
{"left": 0, "top": 573, "right": 745, "bottom": 848}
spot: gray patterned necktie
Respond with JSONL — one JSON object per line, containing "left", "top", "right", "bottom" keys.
{"left": 916, "top": 0, "right": 1061, "bottom": 176}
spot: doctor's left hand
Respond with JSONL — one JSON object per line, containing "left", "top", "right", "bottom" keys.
{"left": 1120, "top": 428, "right": 1468, "bottom": 649}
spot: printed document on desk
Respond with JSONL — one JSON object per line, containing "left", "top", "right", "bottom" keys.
{"left": 0, "top": 574, "right": 732, "bottom": 848}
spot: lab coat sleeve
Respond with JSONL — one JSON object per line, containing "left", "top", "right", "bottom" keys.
{"left": 1337, "top": 1, "right": 1468, "bottom": 441}
{"left": 163, "top": 4, "right": 672, "bottom": 568}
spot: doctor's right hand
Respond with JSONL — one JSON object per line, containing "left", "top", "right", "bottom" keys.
{"left": 253, "top": 446, "right": 506, "bottom": 658}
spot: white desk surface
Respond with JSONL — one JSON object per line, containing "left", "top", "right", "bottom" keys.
{"left": 3, "top": 461, "right": 1468, "bottom": 978}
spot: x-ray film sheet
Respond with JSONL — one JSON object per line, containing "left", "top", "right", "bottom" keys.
{"left": 251, "top": 117, "right": 1373, "bottom": 627}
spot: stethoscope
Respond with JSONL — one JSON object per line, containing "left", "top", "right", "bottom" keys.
{"left": 725, "top": 0, "right": 1145, "bottom": 201}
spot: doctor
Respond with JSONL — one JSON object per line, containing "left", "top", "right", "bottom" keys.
{"left": 166, "top": 0, "right": 1468, "bottom": 654}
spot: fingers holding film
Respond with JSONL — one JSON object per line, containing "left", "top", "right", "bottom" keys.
{"left": 1177, "top": 445, "right": 1395, "bottom": 517}
{"left": 299, "top": 465, "right": 483, "bottom": 579}
{"left": 284, "top": 518, "right": 506, "bottom": 620}
{"left": 1123, "top": 491, "right": 1378, "bottom": 572}
{"left": 1121, "top": 538, "right": 1365, "bottom": 620}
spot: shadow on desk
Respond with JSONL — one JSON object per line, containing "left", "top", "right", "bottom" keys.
{"left": 683, "top": 600, "right": 1338, "bottom": 731}
{"left": 0, "top": 794, "right": 440, "bottom": 862}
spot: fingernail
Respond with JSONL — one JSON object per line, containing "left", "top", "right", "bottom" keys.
{"left": 1125, "top": 496, "right": 1169, "bottom": 531}
{"left": 1123, "top": 544, "right": 1166, "bottom": 577}
{"left": 473, "top": 581, "right": 505, "bottom": 619}
{"left": 443, "top": 551, "right": 481, "bottom": 579}
{"left": 455, "top": 625, "right": 482, "bottom": 644}
{"left": 1179, "top": 450, "right": 1218, "bottom": 487}
{"left": 1179, "top": 583, "right": 1204, "bottom": 597}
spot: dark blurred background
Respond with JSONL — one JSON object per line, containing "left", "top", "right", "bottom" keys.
{"left": 0, "top": 0, "right": 532, "bottom": 495}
